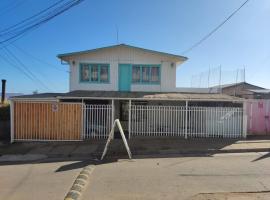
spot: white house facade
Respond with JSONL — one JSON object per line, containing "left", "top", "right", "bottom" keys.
{"left": 58, "top": 44, "right": 187, "bottom": 92}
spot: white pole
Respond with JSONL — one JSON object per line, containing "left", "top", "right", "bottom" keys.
{"left": 128, "top": 99, "right": 131, "bottom": 139}
{"left": 111, "top": 99, "right": 114, "bottom": 139}
{"left": 10, "top": 100, "right": 14, "bottom": 143}
{"left": 185, "top": 100, "right": 188, "bottom": 139}
{"left": 207, "top": 66, "right": 211, "bottom": 88}
{"left": 219, "top": 65, "right": 222, "bottom": 93}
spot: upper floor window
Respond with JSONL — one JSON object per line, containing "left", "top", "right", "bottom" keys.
{"left": 132, "top": 65, "right": 160, "bottom": 84}
{"left": 80, "top": 63, "right": 110, "bottom": 83}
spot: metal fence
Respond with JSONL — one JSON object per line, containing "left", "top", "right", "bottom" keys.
{"left": 83, "top": 104, "right": 113, "bottom": 139}
{"left": 130, "top": 105, "right": 244, "bottom": 138}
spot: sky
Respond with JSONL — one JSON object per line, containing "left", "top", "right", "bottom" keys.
{"left": 0, "top": 0, "right": 270, "bottom": 94}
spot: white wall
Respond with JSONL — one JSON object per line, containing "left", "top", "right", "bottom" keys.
{"left": 65, "top": 46, "right": 184, "bottom": 92}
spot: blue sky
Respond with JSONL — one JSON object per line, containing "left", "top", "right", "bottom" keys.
{"left": 1, "top": 0, "right": 270, "bottom": 94}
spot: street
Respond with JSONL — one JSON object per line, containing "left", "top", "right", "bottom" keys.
{"left": 82, "top": 152, "right": 270, "bottom": 200}
{"left": 0, "top": 152, "right": 269, "bottom": 200}
{"left": 0, "top": 159, "right": 84, "bottom": 200}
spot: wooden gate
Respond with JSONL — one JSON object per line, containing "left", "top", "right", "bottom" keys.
{"left": 12, "top": 102, "right": 82, "bottom": 141}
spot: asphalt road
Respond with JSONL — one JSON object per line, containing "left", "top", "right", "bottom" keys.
{"left": 0, "top": 159, "right": 84, "bottom": 200}
{"left": 0, "top": 152, "right": 269, "bottom": 200}
{"left": 81, "top": 152, "right": 270, "bottom": 200}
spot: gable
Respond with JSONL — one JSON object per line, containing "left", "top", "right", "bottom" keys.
{"left": 58, "top": 44, "right": 187, "bottom": 65}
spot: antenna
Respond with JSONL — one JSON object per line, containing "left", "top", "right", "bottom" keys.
{"left": 234, "top": 69, "right": 239, "bottom": 96}
{"left": 219, "top": 65, "right": 222, "bottom": 93}
{"left": 116, "top": 25, "right": 119, "bottom": 44}
{"left": 243, "top": 66, "right": 246, "bottom": 82}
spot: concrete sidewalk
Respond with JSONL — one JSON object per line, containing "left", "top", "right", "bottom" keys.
{"left": 0, "top": 137, "right": 269, "bottom": 161}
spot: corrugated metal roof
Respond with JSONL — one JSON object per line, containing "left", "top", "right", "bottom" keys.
{"left": 211, "top": 82, "right": 265, "bottom": 89}
{"left": 248, "top": 89, "right": 270, "bottom": 94}
{"left": 57, "top": 44, "right": 188, "bottom": 61}
{"left": 12, "top": 90, "right": 243, "bottom": 102}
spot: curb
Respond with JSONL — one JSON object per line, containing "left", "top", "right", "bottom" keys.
{"left": 64, "top": 165, "right": 95, "bottom": 200}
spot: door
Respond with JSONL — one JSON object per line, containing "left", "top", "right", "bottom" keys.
{"left": 118, "top": 64, "right": 131, "bottom": 91}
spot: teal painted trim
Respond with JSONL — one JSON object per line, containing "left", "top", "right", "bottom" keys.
{"left": 131, "top": 64, "right": 161, "bottom": 85}
{"left": 79, "top": 63, "right": 110, "bottom": 84}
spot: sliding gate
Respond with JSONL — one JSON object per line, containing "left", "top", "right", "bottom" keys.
{"left": 130, "top": 105, "right": 244, "bottom": 138}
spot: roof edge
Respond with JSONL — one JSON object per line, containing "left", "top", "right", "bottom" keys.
{"left": 57, "top": 44, "right": 188, "bottom": 61}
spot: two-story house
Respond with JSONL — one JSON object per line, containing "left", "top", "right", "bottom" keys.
{"left": 10, "top": 44, "right": 245, "bottom": 142}
{"left": 58, "top": 44, "right": 187, "bottom": 93}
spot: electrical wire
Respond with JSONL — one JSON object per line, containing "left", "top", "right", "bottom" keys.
{"left": 11, "top": 44, "right": 69, "bottom": 73}
{"left": 0, "top": 0, "right": 85, "bottom": 45}
{"left": 0, "top": 52, "right": 48, "bottom": 91}
{"left": 181, "top": 0, "right": 250, "bottom": 55}
{"left": 3, "top": 47, "right": 52, "bottom": 91}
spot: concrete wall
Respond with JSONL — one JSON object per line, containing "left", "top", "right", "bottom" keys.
{"left": 65, "top": 45, "right": 184, "bottom": 92}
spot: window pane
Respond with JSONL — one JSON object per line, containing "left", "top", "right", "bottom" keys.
{"left": 142, "top": 66, "right": 150, "bottom": 82}
{"left": 91, "top": 64, "right": 98, "bottom": 82}
{"left": 81, "top": 64, "right": 89, "bottom": 81}
{"left": 132, "top": 65, "right": 140, "bottom": 83}
{"left": 150, "top": 66, "right": 160, "bottom": 82}
{"left": 100, "top": 65, "right": 109, "bottom": 82}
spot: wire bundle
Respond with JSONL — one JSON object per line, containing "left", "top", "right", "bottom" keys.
{"left": 0, "top": 0, "right": 84, "bottom": 46}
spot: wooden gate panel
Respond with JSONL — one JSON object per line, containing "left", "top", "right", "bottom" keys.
{"left": 13, "top": 102, "right": 82, "bottom": 141}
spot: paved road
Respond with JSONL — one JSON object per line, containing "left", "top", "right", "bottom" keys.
{"left": 0, "top": 159, "right": 84, "bottom": 200}
{"left": 82, "top": 152, "right": 270, "bottom": 200}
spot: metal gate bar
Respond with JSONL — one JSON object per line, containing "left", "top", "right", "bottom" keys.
{"left": 83, "top": 104, "right": 112, "bottom": 139}
{"left": 130, "top": 105, "right": 244, "bottom": 138}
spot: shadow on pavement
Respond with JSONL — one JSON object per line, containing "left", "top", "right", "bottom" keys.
{"left": 1, "top": 136, "right": 269, "bottom": 169}
{"left": 55, "top": 158, "right": 119, "bottom": 172}
{"left": 251, "top": 152, "right": 270, "bottom": 162}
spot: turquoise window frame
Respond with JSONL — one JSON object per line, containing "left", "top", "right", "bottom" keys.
{"left": 79, "top": 63, "right": 110, "bottom": 84}
{"left": 132, "top": 64, "right": 161, "bottom": 85}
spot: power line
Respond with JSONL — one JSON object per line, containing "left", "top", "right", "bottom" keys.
{"left": 3, "top": 47, "right": 52, "bottom": 91}
{"left": 0, "top": 52, "right": 45, "bottom": 90}
{"left": 11, "top": 44, "right": 69, "bottom": 73}
{"left": 181, "top": 0, "right": 250, "bottom": 55}
{"left": 0, "top": 0, "right": 85, "bottom": 45}
{"left": 0, "top": 0, "right": 65, "bottom": 35}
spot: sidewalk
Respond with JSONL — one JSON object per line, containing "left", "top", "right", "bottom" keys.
{"left": 0, "top": 137, "right": 269, "bottom": 161}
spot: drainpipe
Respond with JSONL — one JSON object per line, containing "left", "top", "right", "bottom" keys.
{"left": 1, "top": 79, "right": 6, "bottom": 104}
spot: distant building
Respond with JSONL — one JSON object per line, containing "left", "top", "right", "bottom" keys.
{"left": 212, "top": 82, "right": 270, "bottom": 99}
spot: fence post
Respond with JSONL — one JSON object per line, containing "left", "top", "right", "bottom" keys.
{"left": 242, "top": 101, "right": 247, "bottom": 138}
{"left": 81, "top": 100, "right": 84, "bottom": 140}
{"left": 10, "top": 100, "right": 14, "bottom": 143}
{"left": 111, "top": 99, "right": 115, "bottom": 139}
{"left": 128, "top": 99, "right": 131, "bottom": 139}
{"left": 185, "top": 100, "right": 188, "bottom": 139}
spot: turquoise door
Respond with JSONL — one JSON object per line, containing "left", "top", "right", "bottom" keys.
{"left": 118, "top": 64, "right": 131, "bottom": 91}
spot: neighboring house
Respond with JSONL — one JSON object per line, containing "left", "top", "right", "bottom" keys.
{"left": 10, "top": 44, "right": 246, "bottom": 142}
{"left": 212, "top": 82, "right": 270, "bottom": 99}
